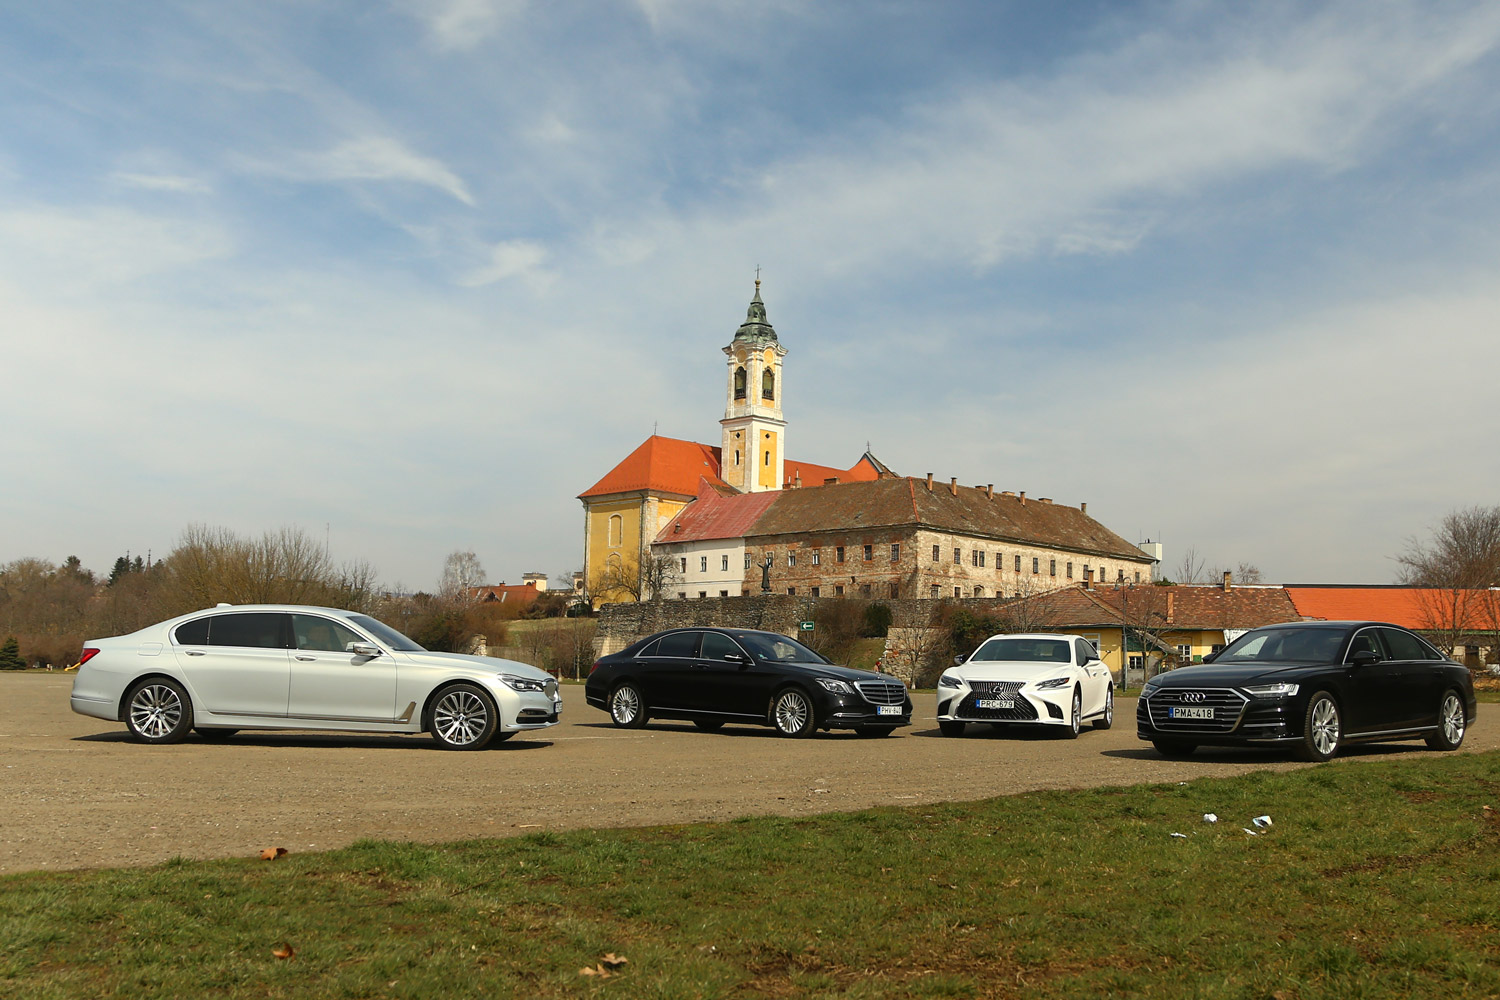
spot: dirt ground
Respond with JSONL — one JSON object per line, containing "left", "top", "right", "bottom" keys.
{"left": 4, "top": 673, "right": 1495, "bottom": 874}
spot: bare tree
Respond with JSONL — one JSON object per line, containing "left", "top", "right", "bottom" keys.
{"left": 439, "top": 550, "right": 488, "bottom": 601}
{"left": 161, "top": 524, "right": 377, "bottom": 613}
{"left": 995, "top": 577, "right": 1064, "bottom": 634}
{"left": 883, "top": 602, "right": 953, "bottom": 686}
{"left": 1174, "top": 546, "right": 1205, "bottom": 586}
{"left": 641, "top": 553, "right": 683, "bottom": 602}
{"left": 593, "top": 554, "right": 643, "bottom": 604}
{"left": 1398, "top": 506, "right": 1500, "bottom": 589}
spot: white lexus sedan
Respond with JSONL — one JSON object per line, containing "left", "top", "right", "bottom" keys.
{"left": 936, "top": 633, "right": 1113, "bottom": 738}
{"left": 70, "top": 604, "right": 562, "bottom": 750}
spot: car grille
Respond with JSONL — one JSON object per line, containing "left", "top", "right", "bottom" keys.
{"left": 957, "top": 681, "right": 1038, "bottom": 722}
{"left": 1143, "top": 688, "right": 1248, "bottom": 733}
{"left": 855, "top": 679, "right": 907, "bottom": 706}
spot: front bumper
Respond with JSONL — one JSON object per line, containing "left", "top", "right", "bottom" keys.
{"left": 1135, "top": 690, "right": 1299, "bottom": 744}
{"left": 936, "top": 685, "right": 1073, "bottom": 725}
{"left": 498, "top": 687, "right": 563, "bottom": 732}
{"left": 816, "top": 687, "right": 912, "bottom": 730}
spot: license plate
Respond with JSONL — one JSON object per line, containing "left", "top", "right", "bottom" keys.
{"left": 1169, "top": 706, "right": 1214, "bottom": 720}
{"left": 553, "top": 700, "right": 563, "bottom": 712}
{"left": 877, "top": 705, "right": 902, "bottom": 716}
{"left": 977, "top": 698, "right": 1015, "bottom": 709}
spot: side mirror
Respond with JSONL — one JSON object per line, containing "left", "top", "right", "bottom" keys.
{"left": 1349, "top": 649, "right": 1380, "bottom": 667}
{"left": 349, "top": 642, "right": 382, "bottom": 658}
{"left": 954, "top": 655, "right": 966, "bottom": 666}
{"left": 1201, "top": 651, "right": 1217, "bottom": 664}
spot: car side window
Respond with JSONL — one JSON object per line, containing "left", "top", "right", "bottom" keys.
{"left": 1378, "top": 627, "right": 1428, "bottom": 661}
{"left": 1346, "top": 629, "right": 1386, "bottom": 661}
{"left": 174, "top": 618, "right": 210, "bottom": 645}
{"left": 634, "top": 638, "right": 661, "bottom": 658}
{"left": 1074, "top": 638, "right": 1095, "bottom": 664}
{"left": 292, "top": 614, "right": 365, "bottom": 652}
{"left": 207, "top": 612, "right": 291, "bottom": 648}
{"left": 701, "top": 632, "right": 743, "bottom": 660}
{"left": 655, "top": 631, "right": 700, "bottom": 658}
{"left": 1414, "top": 636, "right": 1446, "bottom": 661}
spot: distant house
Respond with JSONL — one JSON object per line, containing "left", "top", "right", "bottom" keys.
{"left": 1285, "top": 585, "right": 1500, "bottom": 667}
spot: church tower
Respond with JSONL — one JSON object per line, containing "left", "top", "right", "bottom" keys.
{"left": 720, "top": 279, "right": 788, "bottom": 493}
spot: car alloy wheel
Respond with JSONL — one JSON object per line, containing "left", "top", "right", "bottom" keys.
{"left": 125, "top": 679, "right": 193, "bottom": 744}
{"left": 1298, "top": 692, "right": 1340, "bottom": 762}
{"left": 609, "top": 682, "right": 647, "bottom": 729}
{"left": 772, "top": 688, "right": 816, "bottom": 738}
{"left": 431, "top": 683, "right": 498, "bottom": 750}
{"left": 1094, "top": 686, "right": 1114, "bottom": 730}
{"left": 1060, "top": 686, "right": 1081, "bottom": 740}
{"left": 1426, "top": 691, "right": 1467, "bottom": 751}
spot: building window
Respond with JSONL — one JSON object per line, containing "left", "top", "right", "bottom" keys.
{"left": 698, "top": 591, "right": 707, "bottom": 599}
{"left": 678, "top": 592, "right": 686, "bottom": 599}
{"left": 607, "top": 514, "right": 623, "bottom": 547}
{"left": 1129, "top": 654, "right": 1143, "bottom": 670}
{"left": 954, "top": 587, "right": 962, "bottom": 598}
{"left": 1032, "top": 557, "right": 1039, "bottom": 574}
{"left": 721, "top": 555, "right": 729, "bottom": 572}
{"left": 700, "top": 556, "right": 708, "bottom": 573}
{"left": 953, "top": 548, "right": 961, "bottom": 564}
{"left": 788, "top": 552, "right": 796, "bottom": 567}
{"left": 812, "top": 550, "right": 821, "bottom": 566}
{"left": 745, "top": 552, "right": 752, "bottom": 570}
{"left": 863, "top": 544, "right": 873, "bottom": 561}
{"left": 811, "top": 586, "right": 820, "bottom": 597}
{"left": 973, "top": 585, "right": 984, "bottom": 597}
{"left": 930, "top": 584, "right": 939, "bottom": 597}
{"left": 860, "top": 583, "right": 871, "bottom": 597}
{"left": 1177, "top": 644, "right": 1192, "bottom": 661}
{"left": 720, "top": 590, "right": 729, "bottom": 597}
{"left": 733, "top": 365, "right": 746, "bottom": 400}
{"left": 1211, "top": 644, "right": 1225, "bottom": 655}
{"left": 1066, "top": 561, "right": 1073, "bottom": 579}
{"left": 1050, "top": 559, "right": 1056, "bottom": 577}
{"left": 891, "top": 543, "right": 901, "bottom": 562}
{"left": 994, "top": 552, "right": 1001, "bottom": 570}
{"left": 764, "top": 450, "right": 771, "bottom": 467}
{"left": 835, "top": 585, "right": 845, "bottom": 596}
{"left": 889, "top": 582, "right": 900, "bottom": 598}
{"left": 680, "top": 557, "right": 687, "bottom": 574}
{"left": 973, "top": 550, "right": 985, "bottom": 568}
{"left": 932, "top": 544, "right": 940, "bottom": 561}
{"left": 836, "top": 546, "right": 845, "bottom": 563}
{"left": 1133, "top": 570, "right": 1140, "bottom": 582}
{"left": 734, "top": 449, "right": 740, "bottom": 466}
{"left": 1015, "top": 554, "right": 1022, "bottom": 573}
{"left": 762, "top": 368, "right": 775, "bottom": 400}
{"left": 788, "top": 587, "right": 796, "bottom": 596}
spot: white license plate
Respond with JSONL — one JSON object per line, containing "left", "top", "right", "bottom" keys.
{"left": 977, "top": 698, "right": 1015, "bottom": 709}
{"left": 553, "top": 700, "right": 563, "bottom": 712}
{"left": 1170, "top": 706, "right": 1214, "bottom": 720}
{"left": 877, "top": 704, "right": 902, "bottom": 716}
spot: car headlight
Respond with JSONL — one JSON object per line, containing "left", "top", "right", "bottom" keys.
{"left": 816, "top": 677, "right": 853, "bottom": 694}
{"left": 1243, "top": 682, "right": 1299, "bottom": 699}
{"left": 1034, "top": 677, "right": 1071, "bottom": 690}
{"left": 1142, "top": 678, "right": 1162, "bottom": 696}
{"left": 937, "top": 673, "right": 964, "bottom": 689}
{"left": 499, "top": 673, "right": 548, "bottom": 693}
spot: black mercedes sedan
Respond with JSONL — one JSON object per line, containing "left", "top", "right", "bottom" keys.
{"left": 1137, "top": 621, "right": 1476, "bottom": 762}
{"left": 585, "top": 627, "right": 912, "bottom": 737}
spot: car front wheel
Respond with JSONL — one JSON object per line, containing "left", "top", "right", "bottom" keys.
{"left": 125, "top": 678, "right": 193, "bottom": 744}
{"left": 430, "top": 683, "right": 499, "bottom": 750}
{"left": 609, "top": 682, "right": 648, "bottom": 729}
{"left": 772, "top": 688, "right": 816, "bottom": 738}
{"left": 1426, "top": 690, "right": 1467, "bottom": 751}
{"left": 1059, "top": 686, "right": 1082, "bottom": 739}
{"left": 1298, "top": 692, "right": 1341, "bottom": 762}
{"left": 1094, "top": 686, "right": 1114, "bottom": 730}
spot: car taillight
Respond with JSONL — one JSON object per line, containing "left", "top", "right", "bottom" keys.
{"left": 78, "top": 648, "right": 100, "bottom": 666}
{"left": 589, "top": 660, "right": 602, "bottom": 675}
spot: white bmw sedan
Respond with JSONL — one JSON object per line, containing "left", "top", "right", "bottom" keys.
{"left": 936, "top": 633, "right": 1114, "bottom": 738}
{"left": 70, "top": 604, "right": 562, "bottom": 750}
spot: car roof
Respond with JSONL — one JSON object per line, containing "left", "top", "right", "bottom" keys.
{"left": 1255, "top": 620, "right": 1399, "bottom": 630}
{"left": 168, "top": 604, "right": 363, "bottom": 624}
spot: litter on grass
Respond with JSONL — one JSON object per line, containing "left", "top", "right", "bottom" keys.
{"left": 1203, "top": 813, "right": 1218, "bottom": 824}
{"left": 1252, "top": 815, "right": 1273, "bottom": 828}
{"left": 1171, "top": 832, "right": 1188, "bottom": 839}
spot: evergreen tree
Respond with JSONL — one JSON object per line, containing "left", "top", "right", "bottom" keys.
{"left": 0, "top": 636, "right": 25, "bottom": 670}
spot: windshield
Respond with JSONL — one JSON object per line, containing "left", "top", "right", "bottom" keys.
{"left": 970, "top": 638, "right": 1071, "bottom": 663}
{"left": 1216, "top": 627, "right": 1343, "bottom": 664}
{"left": 347, "top": 614, "right": 427, "bottom": 652}
{"left": 738, "top": 633, "right": 829, "bottom": 664}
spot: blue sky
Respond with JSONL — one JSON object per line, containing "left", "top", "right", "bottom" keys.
{"left": 3, "top": 0, "right": 1498, "bottom": 589}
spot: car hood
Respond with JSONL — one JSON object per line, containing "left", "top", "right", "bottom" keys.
{"left": 952, "top": 661, "right": 1077, "bottom": 683}
{"left": 779, "top": 661, "right": 898, "bottom": 684}
{"left": 1147, "top": 662, "right": 1328, "bottom": 688}
{"left": 401, "top": 650, "right": 554, "bottom": 681}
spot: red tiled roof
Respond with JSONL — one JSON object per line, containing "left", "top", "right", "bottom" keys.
{"left": 470, "top": 584, "right": 542, "bottom": 605}
{"left": 654, "top": 479, "right": 781, "bottom": 543}
{"left": 579, "top": 436, "right": 885, "bottom": 500}
{"left": 1084, "top": 585, "right": 1301, "bottom": 629}
{"left": 1285, "top": 586, "right": 1500, "bottom": 630}
{"left": 783, "top": 456, "right": 881, "bottom": 487}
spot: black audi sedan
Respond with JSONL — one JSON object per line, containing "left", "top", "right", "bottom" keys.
{"left": 585, "top": 627, "right": 912, "bottom": 737}
{"left": 1137, "top": 620, "right": 1476, "bottom": 761}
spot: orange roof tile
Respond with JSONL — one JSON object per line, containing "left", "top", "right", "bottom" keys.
{"left": 1285, "top": 586, "right": 1500, "bottom": 630}
{"left": 579, "top": 436, "right": 727, "bottom": 499}
{"left": 654, "top": 480, "right": 781, "bottom": 543}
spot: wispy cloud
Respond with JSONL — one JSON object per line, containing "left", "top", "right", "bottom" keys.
{"left": 400, "top": 0, "right": 529, "bottom": 51}
{"left": 110, "top": 172, "right": 213, "bottom": 194}
{"left": 245, "top": 134, "right": 475, "bottom": 205}
{"left": 459, "top": 239, "right": 553, "bottom": 288}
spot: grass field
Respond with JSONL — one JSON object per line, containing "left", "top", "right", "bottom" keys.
{"left": 6, "top": 752, "right": 1500, "bottom": 998}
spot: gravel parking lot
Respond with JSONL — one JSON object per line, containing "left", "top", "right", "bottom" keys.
{"left": 4, "top": 673, "right": 1494, "bottom": 873}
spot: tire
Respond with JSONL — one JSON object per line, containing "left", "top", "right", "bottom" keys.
{"left": 429, "top": 683, "right": 499, "bottom": 750}
{"left": 609, "top": 682, "right": 648, "bottom": 729}
{"left": 194, "top": 727, "right": 237, "bottom": 740}
{"left": 771, "top": 688, "right": 816, "bottom": 738}
{"left": 1058, "top": 686, "right": 1082, "bottom": 740}
{"left": 124, "top": 678, "right": 194, "bottom": 744}
{"left": 1297, "top": 691, "right": 1341, "bottom": 762}
{"left": 939, "top": 720, "right": 966, "bottom": 737}
{"left": 1093, "top": 686, "right": 1114, "bottom": 731}
{"left": 1152, "top": 739, "right": 1197, "bottom": 758}
{"left": 1425, "top": 690, "right": 1467, "bottom": 751}
{"left": 692, "top": 719, "right": 724, "bottom": 733}
{"left": 854, "top": 725, "right": 896, "bottom": 737}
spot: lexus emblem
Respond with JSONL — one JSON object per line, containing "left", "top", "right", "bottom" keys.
{"left": 1181, "top": 691, "right": 1207, "bottom": 703}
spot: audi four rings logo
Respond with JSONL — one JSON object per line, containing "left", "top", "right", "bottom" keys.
{"left": 1181, "top": 691, "right": 1207, "bottom": 703}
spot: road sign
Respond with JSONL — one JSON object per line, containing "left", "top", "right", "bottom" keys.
{"left": 799, "top": 621, "right": 815, "bottom": 631}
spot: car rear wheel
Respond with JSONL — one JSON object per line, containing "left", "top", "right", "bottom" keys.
{"left": 1426, "top": 690, "right": 1467, "bottom": 751}
{"left": 938, "top": 720, "right": 966, "bottom": 737}
{"left": 1151, "top": 739, "right": 1197, "bottom": 758}
{"left": 1058, "top": 687, "right": 1082, "bottom": 739}
{"left": 692, "top": 719, "right": 724, "bottom": 732}
{"left": 609, "top": 682, "right": 648, "bottom": 729}
{"left": 772, "top": 688, "right": 816, "bottom": 738}
{"left": 430, "top": 683, "right": 498, "bottom": 750}
{"left": 1298, "top": 692, "right": 1341, "bottom": 762}
{"left": 125, "top": 678, "right": 193, "bottom": 744}
{"left": 1093, "top": 686, "right": 1114, "bottom": 730}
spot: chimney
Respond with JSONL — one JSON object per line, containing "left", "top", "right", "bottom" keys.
{"left": 1080, "top": 502, "right": 1087, "bottom": 515}
{"left": 794, "top": 472, "right": 802, "bottom": 488}
{"left": 1019, "top": 491, "right": 1026, "bottom": 505}
{"left": 1166, "top": 592, "right": 1175, "bottom": 623}
{"left": 986, "top": 484, "right": 994, "bottom": 500}
{"left": 1222, "top": 570, "right": 1232, "bottom": 592}
{"left": 925, "top": 473, "right": 933, "bottom": 491}
{"left": 1039, "top": 497, "right": 1053, "bottom": 504}
{"left": 949, "top": 477, "right": 958, "bottom": 496}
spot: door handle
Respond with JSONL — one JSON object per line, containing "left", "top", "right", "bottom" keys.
{"left": 294, "top": 654, "right": 316, "bottom": 661}
{"left": 185, "top": 650, "right": 206, "bottom": 656}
